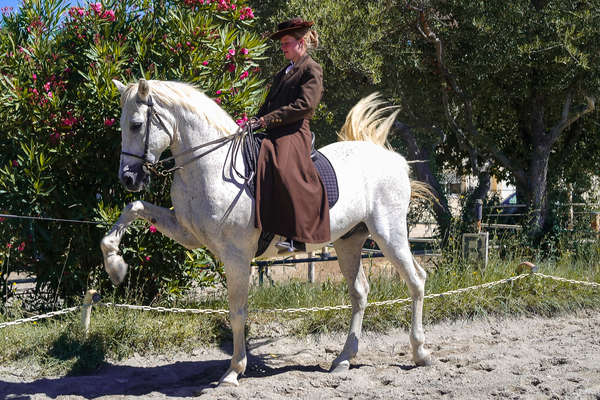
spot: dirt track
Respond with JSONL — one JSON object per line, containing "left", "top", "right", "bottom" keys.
{"left": 1, "top": 310, "right": 600, "bottom": 399}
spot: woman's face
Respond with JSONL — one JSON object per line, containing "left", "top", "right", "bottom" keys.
{"left": 280, "top": 34, "right": 304, "bottom": 62}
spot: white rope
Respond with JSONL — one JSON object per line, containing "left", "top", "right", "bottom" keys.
{"left": 0, "top": 306, "right": 80, "bottom": 329}
{"left": 533, "top": 273, "right": 600, "bottom": 288}
{"left": 1, "top": 272, "right": 598, "bottom": 328}
{"left": 0, "top": 213, "right": 108, "bottom": 225}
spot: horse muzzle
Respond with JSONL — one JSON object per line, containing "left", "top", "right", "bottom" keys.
{"left": 119, "top": 163, "right": 150, "bottom": 192}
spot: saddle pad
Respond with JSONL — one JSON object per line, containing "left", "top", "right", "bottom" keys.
{"left": 244, "top": 133, "right": 339, "bottom": 257}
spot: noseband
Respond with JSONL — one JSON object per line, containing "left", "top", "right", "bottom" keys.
{"left": 120, "top": 94, "right": 251, "bottom": 177}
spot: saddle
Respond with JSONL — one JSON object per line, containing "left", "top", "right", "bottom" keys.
{"left": 243, "top": 132, "right": 339, "bottom": 257}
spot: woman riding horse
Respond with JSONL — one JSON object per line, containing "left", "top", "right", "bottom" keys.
{"left": 252, "top": 18, "right": 329, "bottom": 253}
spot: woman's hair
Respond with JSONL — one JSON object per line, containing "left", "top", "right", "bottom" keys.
{"left": 292, "top": 29, "right": 319, "bottom": 50}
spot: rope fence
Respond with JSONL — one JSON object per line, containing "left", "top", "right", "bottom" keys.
{"left": 1, "top": 266, "right": 598, "bottom": 330}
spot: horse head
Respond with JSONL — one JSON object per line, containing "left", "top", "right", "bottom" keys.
{"left": 113, "top": 79, "right": 175, "bottom": 192}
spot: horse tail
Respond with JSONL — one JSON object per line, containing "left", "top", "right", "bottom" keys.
{"left": 337, "top": 92, "right": 399, "bottom": 149}
{"left": 410, "top": 179, "right": 438, "bottom": 205}
{"left": 339, "top": 93, "right": 439, "bottom": 206}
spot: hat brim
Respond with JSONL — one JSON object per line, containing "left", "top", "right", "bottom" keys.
{"left": 269, "top": 22, "right": 313, "bottom": 40}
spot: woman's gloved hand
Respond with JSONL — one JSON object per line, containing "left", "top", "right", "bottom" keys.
{"left": 248, "top": 117, "right": 265, "bottom": 131}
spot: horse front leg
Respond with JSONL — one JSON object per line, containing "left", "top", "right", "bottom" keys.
{"left": 218, "top": 252, "right": 252, "bottom": 386}
{"left": 100, "top": 200, "right": 199, "bottom": 285}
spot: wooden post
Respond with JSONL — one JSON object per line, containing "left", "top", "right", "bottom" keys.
{"left": 474, "top": 199, "right": 483, "bottom": 233}
{"left": 81, "top": 289, "right": 97, "bottom": 337}
{"left": 567, "top": 185, "right": 574, "bottom": 230}
{"left": 592, "top": 212, "right": 600, "bottom": 237}
{"left": 308, "top": 251, "right": 315, "bottom": 283}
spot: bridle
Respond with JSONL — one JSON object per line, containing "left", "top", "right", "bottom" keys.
{"left": 120, "top": 94, "right": 248, "bottom": 177}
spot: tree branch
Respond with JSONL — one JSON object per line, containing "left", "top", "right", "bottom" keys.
{"left": 548, "top": 94, "right": 595, "bottom": 143}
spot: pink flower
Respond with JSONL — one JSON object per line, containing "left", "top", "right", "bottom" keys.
{"left": 216, "top": 90, "right": 222, "bottom": 95}
{"left": 32, "top": 73, "right": 37, "bottom": 80}
{"left": 49, "top": 132, "right": 61, "bottom": 144}
{"left": 227, "top": 63, "right": 236, "bottom": 72}
{"left": 6, "top": 243, "right": 12, "bottom": 249}
{"left": 11, "top": 160, "right": 18, "bottom": 167}
{"left": 235, "top": 114, "right": 248, "bottom": 126}
{"left": 44, "top": 82, "right": 51, "bottom": 92}
{"left": 240, "top": 48, "right": 248, "bottom": 55}
{"left": 239, "top": 7, "right": 254, "bottom": 20}
{"left": 202, "top": 61, "right": 208, "bottom": 66}
{"left": 228, "top": 48, "right": 235, "bottom": 56}
{"left": 239, "top": 70, "right": 249, "bottom": 80}
{"left": 62, "top": 116, "right": 77, "bottom": 127}
{"left": 17, "top": 242, "right": 25, "bottom": 252}
{"left": 90, "top": 2, "right": 102, "bottom": 14}
{"left": 149, "top": 225, "right": 157, "bottom": 233}
{"left": 145, "top": 256, "right": 151, "bottom": 262}
{"left": 104, "top": 118, "right": 115, "bottom": 126}
{"left": 215, "top": 98, "right": 222, "bottom": 104}
{"left": 47, "top": 91, "right": 53, "bottom": 98}
{"left": 31, "top": 88, "right": 39, "bottom": 95}
{"left": 102, "top": 10, "right": 115, "bottom": 21}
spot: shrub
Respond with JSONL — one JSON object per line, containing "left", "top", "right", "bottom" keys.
{"left": 0, "top": 0, "right": 266, "bottom": 307}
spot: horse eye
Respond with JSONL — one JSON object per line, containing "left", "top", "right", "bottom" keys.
{"left": 130, "top": 122, "right": 142, "bottom": 131}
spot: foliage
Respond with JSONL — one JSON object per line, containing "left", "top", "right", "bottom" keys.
{"left": 0, "top": 0, "right": 267, "bottom": 306}
{"left": 254, "top": 0, "right": 600, "bottom": 236}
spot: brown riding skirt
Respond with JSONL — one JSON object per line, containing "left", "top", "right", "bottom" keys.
{"left": 255, "top": 119, "right": 330, "bottom": 243}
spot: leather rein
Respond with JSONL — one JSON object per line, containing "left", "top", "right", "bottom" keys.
{"left": 120, "top": 94, "right": 250, "bottom": 178}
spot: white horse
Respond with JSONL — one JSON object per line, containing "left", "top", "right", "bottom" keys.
{"left": 101, "top": 79, "right": 432, "bottom": 386}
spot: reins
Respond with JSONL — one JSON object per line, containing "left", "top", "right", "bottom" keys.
{"left": 121, "top": 94, "right": 253, "bottom": 178}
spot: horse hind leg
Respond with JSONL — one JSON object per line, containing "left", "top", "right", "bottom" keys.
{"left": 330, "top": 227, "right": 371, "bottom": 373}
{"left": 370, "top": 228, "right": 432, "bottom": 367}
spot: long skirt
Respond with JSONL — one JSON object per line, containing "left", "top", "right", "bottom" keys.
{"left": 255, "top": 121, "right": 330, "bottom": 243}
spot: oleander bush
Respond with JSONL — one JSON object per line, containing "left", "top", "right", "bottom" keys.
{"left": 0, "top": 0, "right": 267, "bottom": 307}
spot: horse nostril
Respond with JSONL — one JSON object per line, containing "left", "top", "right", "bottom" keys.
{"left": 124, "top": 175, "right": 134, "bottom": 187}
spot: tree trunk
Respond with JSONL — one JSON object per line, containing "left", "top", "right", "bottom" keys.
{"left": 526, "top": 146, "right": 550, "bottom": 235}
{"left": 395, "top": 123, "right": 452, "bottom": 240}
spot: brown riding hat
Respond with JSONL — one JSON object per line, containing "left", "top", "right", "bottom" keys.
{"left": 269, "top": 18, "right": 314, "bottom": 40}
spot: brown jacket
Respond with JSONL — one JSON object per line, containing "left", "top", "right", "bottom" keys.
{"left": 255, "top": 54, "right": 330, "bottom": 243}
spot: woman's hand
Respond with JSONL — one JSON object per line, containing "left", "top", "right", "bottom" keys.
{"left": 249, "top": 117, "right": 265, "bottom": 131}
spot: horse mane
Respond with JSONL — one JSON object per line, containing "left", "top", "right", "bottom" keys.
{"left": 337, "top": 92, "right": 400, "bottom": 149}
{"left": 120, "top": 80, "right": 238, "bottom": 136}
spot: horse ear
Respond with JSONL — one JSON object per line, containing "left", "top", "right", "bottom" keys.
{"left": 138, "top": 79, "right": 149, "bottom": 101}
{"left": 112, "top": 79, "right": 126, "bottom": 94}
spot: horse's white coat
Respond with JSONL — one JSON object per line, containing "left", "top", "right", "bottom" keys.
{"left": 101, "top": 80, "right": 431, "bottom": 386}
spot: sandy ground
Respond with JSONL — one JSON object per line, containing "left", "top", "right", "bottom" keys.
{"left": 1, "top": 309, "right": 599, "bottom": 400}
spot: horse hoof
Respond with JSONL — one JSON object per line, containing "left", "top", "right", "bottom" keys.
{"left": 330, "top": 360, "right": 350, "bottom": 373}
{"left": 414, "top": 352, "right": 432, "bottom": 367}
{"left": 218, "top": 370, "right": 239, "bottom": 387}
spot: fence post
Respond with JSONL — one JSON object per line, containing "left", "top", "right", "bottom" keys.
{"left": 592, "top": 212, "right": 600, "bottom": 237}
{"left": 474, "top": 199, "right": 483, "bottom": 233}
{"left": 81, "top": 289, "right": 97, "bottom": 337}
{"left": 308, "top": 251, "right": 315, "bottom": 283}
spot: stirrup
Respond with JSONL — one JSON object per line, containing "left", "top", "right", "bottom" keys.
{"left": 275, "top": 239, "right": 305, "bottom": 253}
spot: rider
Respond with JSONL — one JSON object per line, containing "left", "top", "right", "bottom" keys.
{"left": 252, "top": 18, "right": 330, "bottom": 253}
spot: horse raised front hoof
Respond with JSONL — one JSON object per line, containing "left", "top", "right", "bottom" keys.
{"left": 104, "top": 254, "right": 128, "bottom": 286}
{"left": 218, "top": 368, "right": 240, "bottom": 387}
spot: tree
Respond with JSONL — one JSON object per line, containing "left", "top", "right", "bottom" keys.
{"left": 254, "top": 0, "right": 600, "bottom": 237}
